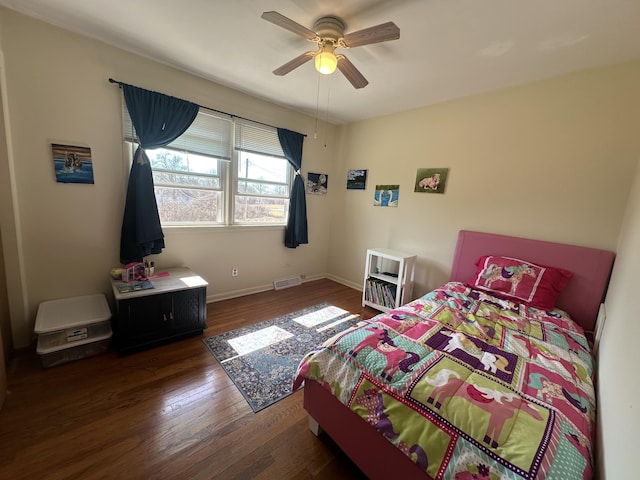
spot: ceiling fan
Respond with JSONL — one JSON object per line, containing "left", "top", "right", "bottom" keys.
{"left": 261, "top": 11, "right": 400, "bottom": 89}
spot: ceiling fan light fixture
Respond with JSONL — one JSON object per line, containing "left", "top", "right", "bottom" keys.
{"left": 262, "top": 11, "right": 399, "bottom": 88}
{"left": 315, "top": 46, "right": 338, "bottom": 75}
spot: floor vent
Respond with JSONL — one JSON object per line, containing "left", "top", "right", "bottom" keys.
{"left": 273, "top": 276, "right": 302, "bottom": 290}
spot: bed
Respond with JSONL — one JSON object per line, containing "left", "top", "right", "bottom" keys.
{"left": 294, "top": 230, "right": 614, "bottom": 479}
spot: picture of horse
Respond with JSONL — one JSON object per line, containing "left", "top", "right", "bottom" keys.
{"left": 414, "top": 167, "right": 449, "bottom": 194}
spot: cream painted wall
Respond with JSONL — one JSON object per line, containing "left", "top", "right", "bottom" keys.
{"left": 329, "top": 62, "right": 640, "bottom": 298}
{"left": 0, "top": 8, "right": 337, "bottom": 348}
{"left": 596, "top": 156, "right": 640, "bottom": 479}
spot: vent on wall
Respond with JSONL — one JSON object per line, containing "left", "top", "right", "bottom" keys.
{"left": 274, "top": 276, "right": 302, "bottom": 290}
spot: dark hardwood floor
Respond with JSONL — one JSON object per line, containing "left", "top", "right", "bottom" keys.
{"left": 0, "top": 279, "right": 379, "bottom": 479}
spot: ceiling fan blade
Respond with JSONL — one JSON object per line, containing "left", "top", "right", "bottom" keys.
{"left": 342, "top": 21, "right": 400, "bottom": 47}
{"left": 273, "top": 51, "right": 315, "bottom": 76}
{"left": 336, "top": 56, "right": 369, "bottom": 89}
{"left": 261, "top": 11, "right": 317, "bottom": 41}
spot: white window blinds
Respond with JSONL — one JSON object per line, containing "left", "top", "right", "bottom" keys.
{"left": 122, "top": 104, "right": 233, "bottom": 161}
{"left": 234, "top": 119, "right": 285, "bottom": 158}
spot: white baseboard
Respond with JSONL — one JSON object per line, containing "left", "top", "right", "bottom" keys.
{"left": 325, "top": 274, "right": 362, "bottom": 292}
{"left": 206, "top": 273, "right": 360, "bottom": 304}
{"left": 207, "top": 284, "right": 273, "bottom": 303}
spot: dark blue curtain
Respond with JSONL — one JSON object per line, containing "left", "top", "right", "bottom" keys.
{"left": 119, "top": 83, "right": 199, "bottom": 264}
{"left": 277, "top": 128, "right": 308, "bottom": 248}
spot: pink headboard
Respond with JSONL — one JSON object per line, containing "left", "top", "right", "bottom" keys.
{"left": 449, "top": 230, "right": 615, "bottom": 332}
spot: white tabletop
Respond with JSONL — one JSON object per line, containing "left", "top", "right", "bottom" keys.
{"left": 111, "top": 266, "right": 208, "bottom": 301}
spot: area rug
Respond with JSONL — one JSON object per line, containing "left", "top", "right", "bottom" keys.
{"left": 203, "top": 302, "right": 360, "bottom": 412}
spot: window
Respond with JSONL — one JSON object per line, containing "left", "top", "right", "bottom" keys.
{"left": 235, "top": 151, "right": 290, "bottom": 223}
{"left": 146, "top": 147, "right": 223, "bottom": 223}
{"left": 234, "top": 120, "right": 290, "bottom": 224}
{"left": 123, "top": 105, "right": 290, "bottom": 226}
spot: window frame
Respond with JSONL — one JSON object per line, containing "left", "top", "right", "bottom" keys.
{"left": 232, "top": 147, "right": 292, "bottom": 225}
{"left": 122, "top": 103, "right": 293, "bottom": 228}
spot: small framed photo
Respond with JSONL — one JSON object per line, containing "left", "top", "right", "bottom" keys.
{"left": 374, "top": 185, "right": 399, "bottom": 207}
{"left": 414, "top": 168, "right": 448, "bottom": 194}
{"left": 52, "top": 143, "right": 94, "bottom": 184}
{"left": 306, "top": 172, "right": 328, "bottom": 194}
{"left": 346, "top": 169, "right": 367, "bottom": 190}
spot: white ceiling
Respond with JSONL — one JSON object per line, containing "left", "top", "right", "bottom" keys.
{"left": 1, "top": 0, "right": 640, "bottom": 124}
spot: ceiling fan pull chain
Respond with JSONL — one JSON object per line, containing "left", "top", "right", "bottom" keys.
{"left": 324, "top": 84, "right": 331, "bottom": 148}
{"left": 314, "top": 73, "right": 321, "bottom": 139}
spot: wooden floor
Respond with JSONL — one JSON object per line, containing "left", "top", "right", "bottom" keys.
{"left": 0, "top": 279, "right": 379, "bottom": 480}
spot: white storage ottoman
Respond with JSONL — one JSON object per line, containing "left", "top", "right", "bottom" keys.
{"left": 34, "top": 293, "right": 112, "bottom": 367}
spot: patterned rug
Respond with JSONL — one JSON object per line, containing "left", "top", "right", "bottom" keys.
{"left": 203, "top": 302, "right": 361, "bottom": 412}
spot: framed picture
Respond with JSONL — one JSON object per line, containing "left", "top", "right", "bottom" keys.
{"left": 306, "top": 172, "right": 328, "bottom": 194}
{"left": 346, "top": 169, "right": 367, "bottom": 190}
{"left": 414, "top": 168, "right": 449, "bottom": 194}
{"left": 51, "top": 143, "right": 94, "bottom": 184}
{"left": 374, "top": 184, "right": 399, "bottom": 207}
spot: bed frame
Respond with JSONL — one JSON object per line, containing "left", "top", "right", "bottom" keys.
{"left": 304, "top": 230, "right": 615, "bottom": 479}
{"left": 450, "top": 230, "right": 615, "bottom": 332}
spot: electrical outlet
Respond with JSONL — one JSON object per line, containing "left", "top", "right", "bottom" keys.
{"left": 232, "top": 267, "right": 238, "bottom": 277}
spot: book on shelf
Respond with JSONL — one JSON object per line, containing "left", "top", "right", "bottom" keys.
{"left": 365, "top": 277, "right": 397, "bottom": 308}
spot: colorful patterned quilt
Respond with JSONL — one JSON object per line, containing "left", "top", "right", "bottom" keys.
{"left": 294, "top": 282, "right": 594, "bottom": 479}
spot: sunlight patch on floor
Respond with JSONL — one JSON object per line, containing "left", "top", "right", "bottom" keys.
{"left": 223, "top": 306, "right": 356, "bottom": 362}
{"left": 316, "top": 314, "right": 359, "bottom": 332}
{"left": 293, "top": 305, "right": 350, "bottom": 328}
{"left": 227, "top": 325, "right": 294, "bottom": 356}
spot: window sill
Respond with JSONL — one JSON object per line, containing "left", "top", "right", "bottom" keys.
{"left": 162, "top": 224, "right": 285, "bottom": 233}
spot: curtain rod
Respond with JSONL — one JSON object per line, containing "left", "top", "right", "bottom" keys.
{"left": 108, "top": 78, "right": 306, "bottom": 137}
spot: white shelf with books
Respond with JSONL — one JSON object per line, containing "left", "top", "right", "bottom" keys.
{"left": 362, "top": 248, "right": 417, "bottom": 313}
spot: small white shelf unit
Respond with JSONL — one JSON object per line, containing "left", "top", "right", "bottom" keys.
{"left": 362, "top": 248, "right": 417, "bottom": 312}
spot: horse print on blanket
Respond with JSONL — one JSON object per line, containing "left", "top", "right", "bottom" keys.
{"left": 426, "top": 328, "right": 518, "bottom": 384}
{"left": 422, "top": 368, "right": 544, "bottom": 449}
{"left": 481, "top": 262, "right": 536, "bottom": 295}
{"left": 407, "top": 358, "right": 553, "bottom": 477}
{"left": 348, "top": 325, "right": 422, "bottom": 381}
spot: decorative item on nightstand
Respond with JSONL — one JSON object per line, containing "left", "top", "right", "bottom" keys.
{"left": 363, "top": 248, "right": 416, "bottom": 312}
